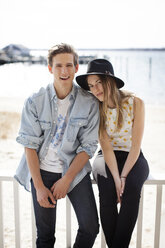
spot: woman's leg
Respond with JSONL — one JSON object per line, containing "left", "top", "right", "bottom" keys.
{"left": 97, "top": 168, "right": 118, "bottom": 247}
{"left": 111, "top": 152, "right": 149, "bottom": 248}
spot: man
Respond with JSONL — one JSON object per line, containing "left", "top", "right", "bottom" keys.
{"left": 14, "top": 43, "right": 99, "bottom": 247}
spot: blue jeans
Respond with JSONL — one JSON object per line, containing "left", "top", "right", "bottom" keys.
{"left": 31, "top": 170, "right": 99, "bottom": 248}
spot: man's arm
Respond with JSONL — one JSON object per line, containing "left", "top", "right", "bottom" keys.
{"left": 51, "top": 151, "right": 89, "bottom": 199}
{"left": 25, "top": 147, "right": 56, "bottom": 208}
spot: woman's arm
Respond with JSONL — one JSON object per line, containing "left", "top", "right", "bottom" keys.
{"left": 120, "top": 97, "right": 145, "bottom": 178}
{"left": 100, "top": 130, "right": 121, "bottom": 203}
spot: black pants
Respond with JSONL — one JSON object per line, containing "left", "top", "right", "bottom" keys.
{"left": 97, "top": 151, "right": 149, "bottom": 248}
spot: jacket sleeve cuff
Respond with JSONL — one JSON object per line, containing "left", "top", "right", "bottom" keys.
{"left": 16, "top": 135, "right": 44, "bottom": 150}
{"left": 76, "top": 141, "right": 98, "bottom": 159}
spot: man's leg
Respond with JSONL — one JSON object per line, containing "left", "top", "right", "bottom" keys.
{"left": 31, "top": 170, "right": 61, "bottom": 248}
{"left": 68, "top": 173, "right": 99, "bottom": 248}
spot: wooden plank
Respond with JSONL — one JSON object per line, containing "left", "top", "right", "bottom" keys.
{"left": 145, "top": 174, "right": 165, "bottom": 185}
{"left": 0, "top": 170, "right": 15, "bottom": 181}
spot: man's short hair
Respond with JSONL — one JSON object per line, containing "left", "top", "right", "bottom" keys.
{"left": 48, "top": 43, "right": 79, "bottom": 67}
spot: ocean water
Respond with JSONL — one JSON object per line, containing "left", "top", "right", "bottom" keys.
{"left": 0, "top": 50, "right": 165, "bottom": 105}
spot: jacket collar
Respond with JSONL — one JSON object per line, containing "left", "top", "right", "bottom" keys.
{"left": 49, "top": 82, "right": 78, "bottom": 102}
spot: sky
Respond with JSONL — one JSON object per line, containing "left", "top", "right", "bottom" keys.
{"left": 0, "top": 0, "right": 165, "bottom": 50}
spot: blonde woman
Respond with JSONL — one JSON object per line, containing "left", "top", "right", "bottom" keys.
{"left": 76, "top": 59, "right": 149, "bottom": 248}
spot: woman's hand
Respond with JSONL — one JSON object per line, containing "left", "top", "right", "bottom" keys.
{"left": 114, "top": 177, "right": 122, "bottom": 204}
{"left": 120, "top": 177, "right": 126, "bottom": 199}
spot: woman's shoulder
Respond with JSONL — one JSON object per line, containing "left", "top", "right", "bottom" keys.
{"left": 122, "top": 92, "right": 133, "bottom": 104}
{"left": 132, "top": 97, "right": 145, "bottom": 117}
{"left": 133, "top": 96, "right": 144, "bottom": 107}
{"left": 123, "top": 95, "right": 144, "bottom": 106}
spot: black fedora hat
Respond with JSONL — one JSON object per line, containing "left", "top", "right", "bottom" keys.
{"left": 76, "top": 59, "right": 124, "bottom": 91}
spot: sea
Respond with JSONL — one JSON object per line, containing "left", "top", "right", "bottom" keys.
{"left": 0, "top": 49, "right": 165, "bottom": 105}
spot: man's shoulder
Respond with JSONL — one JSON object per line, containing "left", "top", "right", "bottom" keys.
{"left": 76, "top": 86, "right": 98, "bottom": 104}
{"left": 27, "top": 84, "right": 52, "bottom": 102}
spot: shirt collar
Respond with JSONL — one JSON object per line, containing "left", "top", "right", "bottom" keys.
{"left": 70, "top": 83, "right": 78, "bottom": 100}
{"left": 49, "top": 82, "right": 78, "bottom": 102}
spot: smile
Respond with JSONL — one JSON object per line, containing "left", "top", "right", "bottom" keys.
{"left": 60, "top": 76, "right": 70, "bottom": 80}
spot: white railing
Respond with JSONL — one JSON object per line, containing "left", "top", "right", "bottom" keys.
{"left": 0, "top": 171, "right": 165, "bottom": 248}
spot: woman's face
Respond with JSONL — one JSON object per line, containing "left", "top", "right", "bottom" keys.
{"left": 87, "top": 75, "right": 105, "bottom": 102}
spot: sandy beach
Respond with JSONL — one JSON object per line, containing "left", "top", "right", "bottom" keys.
{"left": 0, "top": 96, "right": 165, "bottom": 248}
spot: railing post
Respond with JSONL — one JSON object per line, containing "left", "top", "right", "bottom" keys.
{"left": 101, "top": 227, "right": 106, "bottom": 248}
{"left": 136, "top": 187, "right": 144, "bottom": 248}
{"left": 31, "top": 198, "right": 36, "bottom": 248}
{"left": 0, "top": 181, "right": 4, "bottom": 248}
{"left": 154, "top": 185, "right": 162, "bottom": 248}
{"left": 66, "top": 196, "right": 71, "bottom": 248}
{"left": 13, "top": 180, "right": 21, "bottom": 248}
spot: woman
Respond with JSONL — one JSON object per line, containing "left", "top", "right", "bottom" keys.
{"left": 76, "top": 59, "right": 149, "bottom": 248}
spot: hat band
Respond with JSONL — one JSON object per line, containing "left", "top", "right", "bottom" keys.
{"left": 105, "top": 71, "right": 114, "bottom": 76}
{"left": 87, "top": 70, "right": 114, "bottom": 76}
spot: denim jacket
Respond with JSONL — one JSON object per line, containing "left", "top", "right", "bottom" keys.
{"left": 14, "top": 83, "right": 99, "bottom": 192}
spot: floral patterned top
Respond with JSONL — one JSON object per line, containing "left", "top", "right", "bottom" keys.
{"left": 105, "top": 96, "right": 134, "bottom": 152}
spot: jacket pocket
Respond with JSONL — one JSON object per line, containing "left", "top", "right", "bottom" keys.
{"left": 39, "top": 120, "right": 51, "bottom": 130}
{"left": 67, "top": 117, "right": 88, "bottom": 142}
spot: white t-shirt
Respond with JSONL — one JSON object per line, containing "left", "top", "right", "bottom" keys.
{"left": 40, "top": 94, "right": 70, "bottom": 173}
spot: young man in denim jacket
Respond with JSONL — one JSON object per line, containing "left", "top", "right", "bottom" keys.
{"left": 15, "top": 43, "right": 100, "bottom": 247}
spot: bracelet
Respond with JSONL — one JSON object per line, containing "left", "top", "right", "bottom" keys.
{"left": 120, "top": 176, "right": 126, "bottom": 179}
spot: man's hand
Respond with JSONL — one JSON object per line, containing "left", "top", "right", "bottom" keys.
{"left": 36, "top": 186, "right": 56, "bottom": 208}
{"left": 51, "top": 176, "right": 71, "bottom": 200}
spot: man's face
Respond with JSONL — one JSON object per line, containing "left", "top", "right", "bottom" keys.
{"left": 48, "top": 53, "right": 78, "bottom": 91}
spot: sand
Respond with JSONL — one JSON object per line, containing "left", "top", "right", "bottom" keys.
{"left": 0, "top": 97, "right": 165, "bottom": 248}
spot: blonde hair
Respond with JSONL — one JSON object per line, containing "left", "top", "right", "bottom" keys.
{"left": 98, "top": 75, "right": 133, "bottom": 138}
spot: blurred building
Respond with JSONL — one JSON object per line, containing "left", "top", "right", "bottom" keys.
{"left": 2, "top": 44, "right": 30, "bottom": 59}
